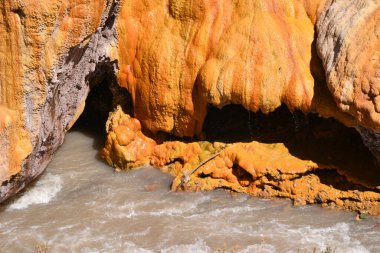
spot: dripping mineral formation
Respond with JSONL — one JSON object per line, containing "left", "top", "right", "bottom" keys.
{"left": 0, "top": 0, "right": 379, "bottom": 214}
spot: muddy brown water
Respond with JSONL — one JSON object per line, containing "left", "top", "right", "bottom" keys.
{"left": 0, "top": 130, "right": 379, "bottom": 252}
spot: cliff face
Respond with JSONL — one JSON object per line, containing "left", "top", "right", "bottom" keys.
{"left": 0, "top": 0, "right": 379, "bottom": 213}
{"left": 115, "top": 0, "right": 338, "bottom": 137}
{"left": 0, "top": 0, "right": 113, "bottom": 200}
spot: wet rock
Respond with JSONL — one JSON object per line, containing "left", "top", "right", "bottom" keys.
{"left": 101, "top": 106, "right": 157, "bottom": 170}
{"left": 102, "top": 108, "right": 380, "bottom": 215}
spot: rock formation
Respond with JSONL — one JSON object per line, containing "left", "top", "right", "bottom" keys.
{"left": 0, "top": 0, "right": 379, "bottom": 214}
{"left": 0, "top": 0, "right": 117, "bottom": 201}
{"left": 102, "top": 106, "right": 157, "bottom": 170}
{"left": 317, "top": 0, "right": 380, "bottom": 132}
{"left": 317, "top": 0, "right": 380, "bottom": 163}
{"left": 102, "top": 106, "right": 380, "bottom": 215}
{"left": 115, "top": 0, "right": 350, "bottom": 137}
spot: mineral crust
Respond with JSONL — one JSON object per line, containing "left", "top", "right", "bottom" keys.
{"left": 0, "top": 0, "right": 379, "bottom": 213}
{"left": 102, "top": 107, "right": 380, "bottom": 215}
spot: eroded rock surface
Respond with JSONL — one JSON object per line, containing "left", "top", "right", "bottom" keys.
{"left": 115, "top": 0, "right": 340, "bottom": 137}
{"left": 101, "top": 106, "right": 157, "bottom": 170}
{"left": 0, "top": 0, "right": 380, "bottom": 212}
{"left": 0, "top": 0, "right": 118, "bottom": 201}
{"left": 317, "top": 0, "right": 380, "bottom": 131}
{"left": 102, "top": 107, "right": 380, "bottom": 215}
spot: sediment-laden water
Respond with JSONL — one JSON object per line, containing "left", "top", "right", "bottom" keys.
{"left": 1, "top": 130, "right": 379, "bottom": 253}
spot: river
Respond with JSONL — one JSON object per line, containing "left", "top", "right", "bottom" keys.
{"left": 0, "top": 130, "right": 379, "bottom": 252}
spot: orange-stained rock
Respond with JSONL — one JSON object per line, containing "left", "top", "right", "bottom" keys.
{"left": 171, "top": 142, "right": 379, "bottom": 216}
{"left": 101, "top": 106, "right": 157, "bottom": 170}
{"left": 0, "top": 0, "right": 112, "bottom": 201}
{"left": 116, "top": 0, "right": 335, "bottom": 137}
{"left": 0, "top": 106, "right": 32, "bottom": 182}
{"left": 102, "top": 108, "right": 380, "bottom": 215}
{"left": 1, "top": 0, "right": 380, "bottom": 207}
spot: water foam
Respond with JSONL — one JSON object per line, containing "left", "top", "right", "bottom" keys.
{"left": 206, "top": 205, "right": 266, "bottom": 216}
{"left": 277, "top": 222, "right": 370, "bottom": 253}
{"left": 8, "top": 173, "right": 62, "bottom": 210}
{"left": 241, "top": 244, "right": 276, "bottom": 253}
{"left": 161, "top": 240, "right": 211, "bottom": 253}
{"left": 105, "top": 194, "right": 213, "bottom": 219}
{"left": 122, "top": 242, "right": 153, "bottom": 253}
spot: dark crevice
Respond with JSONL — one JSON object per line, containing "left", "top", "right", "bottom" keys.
{"left": 267, "top": 184, "right": 282, "bottom": 192}
{"left": 155, "top": 131, "right": 199, "bottom": 144}
{"left": 203, "top": 104, "right": 313, "bottom": 144}
{"left": 231, "top": 165, "right": 254, "bottom": 187}
{"left": 198, "top": 172, "right": 211, "bottom": 179}
{"left": 313, "top": 169, "right": 373, "bottom": 192}
{"left": 255, "top": 183, "right": 266, "bottom": 191}
{"left": 261, "top": 173, "right": 281, "bottom": 182}
{"left": 171, "top": 158, "right": 184, "bottom": 165}
{"left": 69, "top": 61, "right": 134, "bottom": 163}
{"left": 12, "top": 8, "right": 26, "bottom": 19}
{"left": 71, "top": 0, "right": 124, "bottom": 134}
{"left": 202, "top": 104, "right": 380, "bottom": 188}
{"left": 216, "top": 186, "right": 237, "bottom": 192}
{"left": 73, "top": 61, "right": 133, "bottom": 136}
{"left": 165, "top": 158, "right": 185, "bottom": 169}
{"left": 103, "top": 0, "right": 120, "bottom": 29}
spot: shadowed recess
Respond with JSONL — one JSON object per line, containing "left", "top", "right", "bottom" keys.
{"left": 74, "top": 62, "right": 134, "bottom": 135}
{"left": 202, "top": 104, "right": 380, "bottom": 188}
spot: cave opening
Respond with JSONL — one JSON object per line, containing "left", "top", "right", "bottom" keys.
{"left": 202, "top": 104, "right": 380, "bottom": 189}
{"left": 72, "top": 62, "right": 133, "bottom": 139}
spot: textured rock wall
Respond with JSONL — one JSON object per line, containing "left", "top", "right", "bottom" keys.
{"left": 0, "top": 0, "right": 379, "bottom": 207}
{"left": 115, "top": 0, "right": 338, "bottom": 137}
{"left": 317, "top": 0, "right": 380, "bottom": 162}
{"left": 317, "top": 0, "right": 380, "bottom": 131}
{"left": 0, "top": 0, "right": 116, "bottom": 201}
